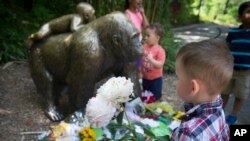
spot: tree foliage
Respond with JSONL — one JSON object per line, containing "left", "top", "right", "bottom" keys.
{"left": 196, "top": 0, "right": 247, "bottom": 25}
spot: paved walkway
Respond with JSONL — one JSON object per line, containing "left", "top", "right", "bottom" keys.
{"left": 172, "top": 23, "right": 250, "bottom": 124}
{"left": 172, "top": 23, "right": 229, "bottom": 45}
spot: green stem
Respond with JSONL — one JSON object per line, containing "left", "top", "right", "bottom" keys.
{"left": 124, "top": 109, "right": 137, "bottom": 140}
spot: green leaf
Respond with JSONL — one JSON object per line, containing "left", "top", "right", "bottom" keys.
{"left": 133, "top": 122, "right": 156, "bottom": 138}
{"left": 119, "top": 132, "right": 133, "bottom": 141}
{"left": 106, "top": 122, "right": 129, "bottom": 139}
{"left": 116, "top": 111, "right": 124, "bottom": 125}
{"left": 143, "top": 127, "right": 156, "bottom": 138}
{"left": 156, "top": 135, "right": 171, "bottom": 141}
{"left": 151, "top": 122, "right": 172, "bottom": 137}
{"left": 135, "top": 132, "right": 146, "bottom": 141}
{"left": 93, "top": 128, "right": 104, "bottom": 139}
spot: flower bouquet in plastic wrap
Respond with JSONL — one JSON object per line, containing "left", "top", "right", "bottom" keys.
{"left": 38, "top": 77, "right": 174, "bottom": 141}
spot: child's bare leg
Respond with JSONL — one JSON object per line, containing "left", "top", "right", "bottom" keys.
{"left": 30, "top": 23, "right": 51, "bottom": 40}
{"left": 26, "top": 24, "right": 51, "bottom": 49}
{"left": 231, "top": 97, "right": 244, "bottom": 115}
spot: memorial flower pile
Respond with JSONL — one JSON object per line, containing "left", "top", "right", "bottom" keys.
{"left": 39, "top": 77, "right": 177, "bottom": 141}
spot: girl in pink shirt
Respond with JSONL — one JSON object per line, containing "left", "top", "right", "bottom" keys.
{"left": 141, "top": 23, "right": 166, "bottom": 101}
{"left": 124, "top": 0, "right": 149, "bottom": 40}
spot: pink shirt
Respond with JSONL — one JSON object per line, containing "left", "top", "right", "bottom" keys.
{"left": 125, "top": 9, "right": 143, "bottom": 40}
{"left": 141, "top": 44, "right": 166, "bottom": 80}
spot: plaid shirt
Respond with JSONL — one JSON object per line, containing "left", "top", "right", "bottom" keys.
{"left": 171, "top": 96, "right": 229, "bottom": 141}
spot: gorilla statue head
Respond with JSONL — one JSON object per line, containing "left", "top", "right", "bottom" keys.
{"left": 75, "top": 12, "right": 144, "bottom": 63}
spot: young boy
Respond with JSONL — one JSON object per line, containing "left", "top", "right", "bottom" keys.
{"left": 222, "top": 1, "right": 250, "bottom": 125}
{"left": 27, "top": 2, "right": 95, "bottom": 47}
{"left": 171, "top": 39, "right": 233, "bottom": 140}
{"left": 141, "top": 23, "right": 166, "bottom": 101}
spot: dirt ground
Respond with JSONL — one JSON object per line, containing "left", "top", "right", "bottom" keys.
{"left": 0, "top": 61, "right": 181, "bottom": 141}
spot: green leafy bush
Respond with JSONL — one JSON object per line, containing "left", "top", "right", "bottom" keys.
{"left": 162, "top": 32, "right": 180, "bottom": 73}
{"left": 0, "top": 2, "right": 30, "bottom": 63}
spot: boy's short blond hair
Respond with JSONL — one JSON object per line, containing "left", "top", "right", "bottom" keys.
{"left": 176, "top": 39, "right": 234, "bottom": 94}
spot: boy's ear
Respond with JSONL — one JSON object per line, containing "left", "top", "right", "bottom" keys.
{"left": 190, "top": 79, "right": 200, "bottom": 96}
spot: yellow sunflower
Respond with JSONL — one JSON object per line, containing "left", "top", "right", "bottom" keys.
{"left": 79, "top": 127, "right": 96, "bottom": 141}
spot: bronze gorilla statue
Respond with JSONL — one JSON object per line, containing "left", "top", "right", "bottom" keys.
{"left": 28, "top": 12, "right": 143, "bottom": 121}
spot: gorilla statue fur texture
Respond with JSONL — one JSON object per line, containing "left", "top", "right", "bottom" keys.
{"left": 28, "top": 12, "right": 143, "bottom": 121}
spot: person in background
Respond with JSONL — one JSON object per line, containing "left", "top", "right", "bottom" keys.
{"left": 124, "top": 0, "right": 149, "bottom": 41}
{"left": 124, "top": 0, "right": 149, "bottom": 95}
{"left": 222, "top": 1, "right": 250, "bottom": 125}
{"left": 141, "top": 23, "right": 166, "bottom": 101}
{"left": 171, "top": 39, "right": 233, "bottom": 141}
